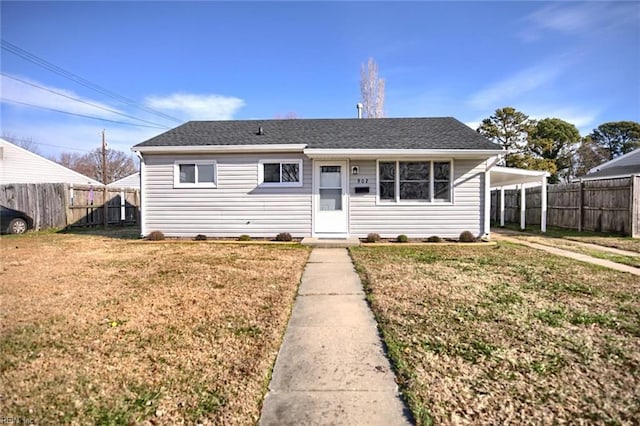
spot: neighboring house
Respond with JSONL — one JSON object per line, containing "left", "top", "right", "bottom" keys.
{"left": 581, "top": 148, "right": 640, "bottom": 181}
{"left": 0, "top": 138, "right": 102, "bottom": 186}
{"left": 108, "top": 172, "right": 140, "bottom": 189}
{"left": 132, "top": 117, "right": 503, "bottom": 239}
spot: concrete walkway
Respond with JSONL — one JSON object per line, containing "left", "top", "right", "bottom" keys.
{"left": 492, "top": 231, "right": 640, "bottom": 276}
{"left": 259, "top": 248, "right": 412, "bottom": 426}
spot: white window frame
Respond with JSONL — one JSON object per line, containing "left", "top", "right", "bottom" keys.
{"left": 375, "top": 159, "right": 454, "bottom": 205}
{"left": 258, "top": 159, "right": 303, "bottom": 187}
{"left": 173, "top": 160, "right": 217, "bottom": 188}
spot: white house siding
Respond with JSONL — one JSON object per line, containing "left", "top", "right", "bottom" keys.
{"left": 142, "top": 153, "right": 312, "bottom": 238}
{"left": 348, "top": 159, "right": 486, "bottom": 238}
{"left": 108, "top": 172, "right": 140, "bottom": 189}
{"left": 0, "top": 138, "right": 102, "bottom": 185}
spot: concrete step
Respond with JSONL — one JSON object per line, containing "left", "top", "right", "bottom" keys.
{"left": 300, "top": 237, "right": 361, "bottom": 248}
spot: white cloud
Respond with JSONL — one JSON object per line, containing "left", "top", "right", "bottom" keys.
{"left": 0, "top": 74, "right": 125, "bottom": 119}
{"left": 464, "top": 121, "right": 481, "bottom": 131}
{"left": 468, "top": 63, "right": 565, "bottom": 110}
{"left": 519, "top": 2, "right": 640, "bottom": 42}
{"left": 145, "top": 93, "right": 245, "bottom": 121}
{"left": 526, "top": 105, "right": 600, "bottom": 136}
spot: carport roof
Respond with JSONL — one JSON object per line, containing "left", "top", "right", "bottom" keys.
{"left": 490, "top": 166, "right": 549, "bottom": 188}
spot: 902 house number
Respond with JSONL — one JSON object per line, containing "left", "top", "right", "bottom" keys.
{"left": 356, "top": 178, "right": 369, "bottom": 184}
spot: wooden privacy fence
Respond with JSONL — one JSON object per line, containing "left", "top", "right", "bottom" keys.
{"left": 491, "top": 176, "right": 640, "bottom": 237}
{"left": 0, "top": 183, "right": 139, "bottom": 231}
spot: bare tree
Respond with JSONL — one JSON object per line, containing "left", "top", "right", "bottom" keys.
{"left": 2, "top": 132, "right": 43, "bottom": 155}
{"left": 359, "top": 58, "right": 385, "bottom": 118}
{"left": 55, "top": 148, "right": 137, "bottom": 184}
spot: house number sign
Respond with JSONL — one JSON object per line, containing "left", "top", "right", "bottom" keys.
{"left": 356, "top": 178, "right": 369, "bottom": 184}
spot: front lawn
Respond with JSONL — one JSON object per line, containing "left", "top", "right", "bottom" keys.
{"left": 502, "top": 234, "right": 640, "bottom": 269}
{"left": 351, "top": 243, "right": 640, "bottom": 425}
{"left": 1, "top": 233, "right": 310, "bottom": 424}
{"left": 499, "top": 223, "right": 640, "bottom": 254}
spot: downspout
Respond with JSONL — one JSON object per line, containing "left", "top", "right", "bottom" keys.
{"left": 134, "top": 150, "right": 147, "bottom": 237}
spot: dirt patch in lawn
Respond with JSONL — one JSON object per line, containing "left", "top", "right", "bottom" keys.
{"left": 351, "top": 243, "right": 640, "bottom": 425}
{"left": 0, "top": 233, "right": 310, "bottom": 424}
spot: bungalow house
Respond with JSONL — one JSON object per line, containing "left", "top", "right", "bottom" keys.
{"left": 132, "top": 117, "right": 504, "bottom": 239}
{"left": 107, "top": 172, "right": 140, "bottom": 189}
{"left": 581, "top": 148, "right": 640, "bottom": 181}
{"left": 0, "top": 138, "right": 102, "bottom": 186}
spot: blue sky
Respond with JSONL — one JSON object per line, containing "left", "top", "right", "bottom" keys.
{"left": 1, "top": 1, "right": 639, "bottom": 158}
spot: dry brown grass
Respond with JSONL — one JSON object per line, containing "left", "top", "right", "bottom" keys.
{"left": 505, "top": 234, "right": 640, "bottom": 269}
{"left": 501, "top": 224, "right": 640, "bottom": 254}
{"left": 351, "top": 243, "right": 640, "bottom": 425}
{"left": 1, "top": 232, "right": 309, "bottom": 425}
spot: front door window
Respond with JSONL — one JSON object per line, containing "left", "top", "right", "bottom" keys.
{"left": 319, "top": 166, "right": 342, "bottom": 211}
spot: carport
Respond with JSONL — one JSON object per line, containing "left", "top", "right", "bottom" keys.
{"left": 489, "top": 166, "right": 550, "bottom": 232}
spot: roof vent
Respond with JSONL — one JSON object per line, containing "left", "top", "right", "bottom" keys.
{"left": 256, "top": 126, "right": 264, "bottom": 135}
{"left": 356, "top": 103, "right": 363, "bottom": 119}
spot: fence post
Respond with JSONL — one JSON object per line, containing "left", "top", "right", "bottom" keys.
{"left": 103, "top": 186, "right": 108, "bottom": 228}
{"left": 500, "top": 187, "right": 505, "bottom": 227}
{"left": 135, "top": 189, "right": 140, "bottom": 226}
{"left": 541, "top": 177, "right": 547, "bottom": 233}
{"left": 64, "top": 184, "right": 72, "bottom": 228}
{"left": 631, "top": 175, "right": 639, "bottom": 238}
{"left": 120, "top": 188, "right": 126, "bottom": 222}
{"left": 520, "top": 185, "right": 526, "bottom": 230}
{"left": 578, "top": 179, "right": 584, "bottom": 232}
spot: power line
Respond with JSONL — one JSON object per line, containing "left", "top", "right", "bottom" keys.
{"left": 2, "top": 98, "right": 168, "bottom": 129}
{"left": 2, "top": 136, "right": 93, "bottom": 153}
{"left": 1, "top": 39, "right": 184, "bottom": 124}
{"left": 1, "top": 73, "right": 170, "bottom": 129}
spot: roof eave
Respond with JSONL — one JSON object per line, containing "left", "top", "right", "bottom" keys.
{"left": 581, "top": 173, "right": 638, "bottom": 181}
{"left": 303, "top": 148, "right": 504, "bottom": 159}
{"left": 132, "top": 144, "right": 307, "bottom": 154}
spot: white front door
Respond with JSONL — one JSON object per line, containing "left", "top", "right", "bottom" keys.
{"left": 313, "top": 161, "right": 348, "bottom": 237}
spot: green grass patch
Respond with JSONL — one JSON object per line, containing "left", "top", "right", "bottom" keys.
{"left": 350, "top": 243, "right": 640, "bottom": 424}
{"left": 535, "top": 308, "right": 567, "bottom": 327}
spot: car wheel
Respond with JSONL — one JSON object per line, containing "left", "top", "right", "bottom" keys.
{"left": 9, "top": 218, "right": 27, "bottom": 234}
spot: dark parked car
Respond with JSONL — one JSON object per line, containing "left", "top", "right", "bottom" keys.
{"left": 0, "top": 206, "right": 34, "bottom": 234}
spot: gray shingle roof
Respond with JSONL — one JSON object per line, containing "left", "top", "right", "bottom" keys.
{"left": 583, "top": 164, "right": 640, "bottom": 180}
{"left": 134, "top": 117, "right": 501, "bottom": 151}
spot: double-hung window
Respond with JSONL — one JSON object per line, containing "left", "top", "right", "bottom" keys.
{"left": 174, "top": 161, "right": 217, "bottom": 188}
{"left": 377, "top": 160, "right": 452, "bottom": 203}
{"left": 259, "top": 160, "right": 303, "bottom": 187}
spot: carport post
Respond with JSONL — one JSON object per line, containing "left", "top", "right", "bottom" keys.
{"left": 541, "top": 176, "right": 547, "bottom": 233}
{"left": 520, "top": 184, "right": 526, "bottom": 230}
{"left": 499, "top": 187, "right": 505, "bottom": 227}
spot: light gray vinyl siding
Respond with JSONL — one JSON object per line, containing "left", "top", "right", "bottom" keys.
{"left": 348, "top": 159, "right": 486, "bottom": 238}
{"left": 0, "top": 138, "right": 102, "bottom": 185}
{"left": 143, "top": 153, "right": 311, "bottom": 237}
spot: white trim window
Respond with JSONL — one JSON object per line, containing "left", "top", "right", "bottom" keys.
{"left": 259, "top": 159, "right": 303, "bottom": 187}
{"left": 174, "top": 161, "right": 217, "bottom": 188}
{"left": 377, "top": 160, "right": 452, "bottom": 203}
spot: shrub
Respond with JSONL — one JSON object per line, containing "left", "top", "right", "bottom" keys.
{"left": 397, "top": 234, "right": 408, "bottom": 243}
{"left": 426, "top": 235, "right": 442, "bottom": 243}
{"left": 459, "top": 230, "right": 476, "bottom": 242}
{"left": 194, "top": 234, "right": 207, "bottom": 241}
{"left": 146, "top": 230, "right": 165, "bottom": 241}
{"left": 366, "top": 233, "right": 381, "bottom": 243}
{"left": 275, "top": 232, "right": 293, "bottom": 242}
{"left": 238, "top": 234, "right": 251, "bottom": 241}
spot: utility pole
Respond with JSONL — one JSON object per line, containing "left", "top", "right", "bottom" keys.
{"left": 101, "top": 129, "right": 108, "bottom": 184}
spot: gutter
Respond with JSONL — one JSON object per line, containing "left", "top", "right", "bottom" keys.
{"left": 132, "top": 144, "right": 307, "bottom": 154}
